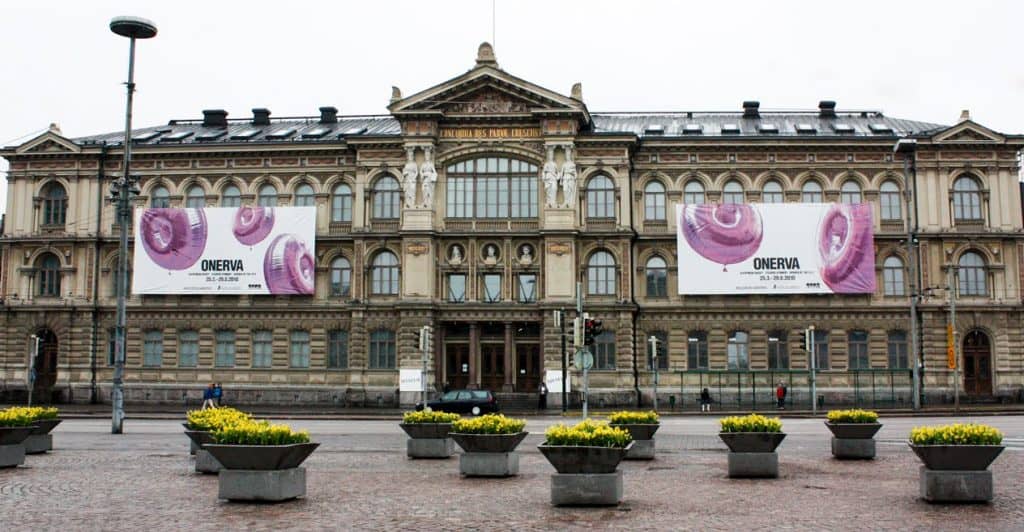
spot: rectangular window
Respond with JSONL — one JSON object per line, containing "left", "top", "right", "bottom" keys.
{"left": 517, "top": 274, "right": 537, "bottom": 303}
{"left": 767, "top": 334, "right": 789, "bottom": 369}
{"left": 483, "top": 274, "right": 501, "bottom": 303}
{"left": 475, "top": 177, "right": 509, "bottom": 218}
{"left": 848, "top": 331, "right": 870, "bottom": 369}
{"left": 289, "top": 330, "right": 310, "bottom": 368}
{"left": 143, "top": 331, "right": 163, "bottom": 367}
{"left": 727, "top": 334, "right": 750, "bottom": 370}
{"left": 446, "top": 177, "right": 474, "bottom": 218}
{"left": 215, "top": 330, "right": 236, "bottom": 368}
{"left": 328, "top": 330, "right": 349, "bottom": 369}
{"left": 252, "top": 330, "right": 273, "bottom": 368}
{"left": 510, "top": 177, "right": 537, "bottom": 218}
{"left": 369, "top": 330, "right": 396, "bottom": 369}
{"left": 448, "top": 274, "right": 467, "bottom": 302}
{"left": 887, "top": 331, "right": 908, "bottom": 369}
{"left": 595, "top": 332, "right": 616, "bottom": 370}
{"left": 812, "top": 331, "right": 830, "bottom": 370}
{"left": 687, "top": 334, "right": 708, "bottom": 370}
{"left": 646, "top": 267, "right": 667, "bottom": 297}
{"left": 332, "top": 192, "right": 352, "bottom": 222}
{"left": 179, "top": 330, "right": 199, "bottom": 368}
{"left": 107, "top": 329, "right": 116, "bottom": 366}
{"left": 880, "top": 191, "right": 902, "bottom": 220}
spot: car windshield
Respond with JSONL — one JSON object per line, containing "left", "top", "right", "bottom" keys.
{"left": 441, "top": 391, "right": 459, "bottom": 401}
{"left": 471, "top": 391, "right": 489, "bottom": 400}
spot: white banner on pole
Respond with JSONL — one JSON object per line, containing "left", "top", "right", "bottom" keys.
{"left": 545, "top": 370, "right": 570, "bottom": 394}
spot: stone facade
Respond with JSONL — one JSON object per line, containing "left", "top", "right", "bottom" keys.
{"left": 1, "top": 44, "right": 1022, "bottom": 406}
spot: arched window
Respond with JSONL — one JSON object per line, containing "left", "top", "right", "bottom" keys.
{"left": 801, "top": 180, "right": 823, "bottom": 203}
{"left": 767, "top": 330, "right": 788, "bottom": 369}
{"left": 883, "top": 256, "right": 905, "bottom": 296}
{"left": 185, "top": 185, "right": 205, "bottom": 208}
{"left": 958, "top": 252, "right": 987, "bottom": 296}
{"left": 294, "top": 183, "right": 315, "bottom": 207}
{"left": 647, "top": 331, "right": 668, "bottom": 370}
{"left": 880, "top": 180, "right": 902, "bottom": 220}
{"left": 887, "top": 330, "right": 908, "bottom": 369}
{"left": 178, "top": 330, "right": 198, "bottom": 368}
{"left": 372, "top": 176, "right": 400, "bottom": 219}
{"left": 37, "top": 253, "right": 61, "bottom": 297}
{"left": 445, "top": 157, "right": 539, "bottom": 218}
{"left": 221, "top": 184, "right": 241, "bottom": 207}
{"left": 687, "top": 331, "right": 709, "bottom": 370}
{"left": 330, "top": 257, "right": 351, "bottom": 297}
{"left": 586, "top": 175, "right": 615, "bottom": 219}
{"left": 848, "top": 330, "right": 870, "bottom": 369}
{"left": 369, "top": 329, "right": 396, "bottom": 369}
{"left": 762, "top": 180, "right": 784, "bottom": 203}
{"left": 371, "top": 251, "right": 399, "bottom": 295}
{"left": 587, "top": 250, "right": 616, "bottom": 295}
{"left": 258, "top": 184, "right": 278, "bottom": 207}
{"left": 684, "top": 180, "right": 705, "bottom": 204}
{"left": 595, "top": 331, "right": 617, "bottom": 370}
{"left": 722, "top": 180, "right": 744, "bottom": 204}
{"left": 41, "top": 183, "right": 67, "bottom": 226}
{"left": 840, "top": 181, "right": 862, "bottom": 204}
{"left": 331, "top": 183, "right": 353, "bottom": 222}
{"left": 645, "top": 256, "right": 668, "bottom": 297}
{"left": 150, "top": 185, "right": 170, "bottom": 208}
{"left": 644, "top": 181, "right": 666, "bottom": 221}
{"left": 727, "top": 331, "right": 749, "bottom": 370}
{"left": 952, "top": 176, "right": 982, "bottom": 221}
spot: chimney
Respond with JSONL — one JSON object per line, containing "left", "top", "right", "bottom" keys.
{"left": 202, "top": 109, "right": 228, "bottom": 128}
{"left": 818, "top": 100, "right": 837, "bottom": 118}
{"left": 252, "top": 108, "right": 271, "bottom": 126}
{"left": 742, "top": 101, "right": 760, "bottom": 118}
{"left": 959, "top": 109, "right": 971, "bottom": 122}
{"left": 319, "top": 106, "right": 338, "bottom": 124}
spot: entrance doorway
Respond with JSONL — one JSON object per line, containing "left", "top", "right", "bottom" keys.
{"left": 480, "top": 344, "right": 504, "bottom": 391}
{"left": 516, "top": 344, "right": 541, "bottom": 392}
{"left": 962, "top": 330, "right": 992, "bottom": 396}
{"left": 32, "top": 329, "right": 58, "bottom": 403}
{"left": 446, "top": 344, "right": 470, "bottom": 390}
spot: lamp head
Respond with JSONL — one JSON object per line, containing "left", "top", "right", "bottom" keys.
{"left": 110, "top": 16, "right": 158, "bottom": 39}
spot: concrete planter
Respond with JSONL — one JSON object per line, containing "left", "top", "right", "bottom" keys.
{"left": 195, "top": 449, "right": 223, "bottom": 474}
{"left": 611, "top": 424, "right": 659, "bottom": 460}
{"left": 401, "top": 423, "right": 456, "bottom": 459}
{"left": 204, "top": 442, "right": 319, "bottom": 471}
{"left": 910, "top": 444, "right": 1004, "bottom": 503}
{"left": 825, "top": 422, "right": 882, "bottom": 440}
{"left": 450, "top": 432, "right": 528, "bottom": 453}
{"left": 399, "top": 423, "right": 454, "bottom": 440}
{"left": 718, "top": 432, "right": 786, "bottom": 453}
{"left": 909, "top": 445, "right": 1004, "bottom": 471}
{"left": 24, "top": 419, "right": 61, "bottom": 454}
{"left": 537, "top": 443, "right": 633, "bottom": 474}
{"left": 0, "top": 426, "right": 35, "bottom": 468}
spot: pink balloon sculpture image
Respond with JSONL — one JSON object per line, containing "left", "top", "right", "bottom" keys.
{"left": 818, "top": 204, "right": 875, "bottom": 293}
{"left": 263, "top": 234, "right": 315, "bottom": 294}
{"left": 139, "top": 208, "right": 208, "bottom": 270}
{"left": 232, "top": 206, "right": 275, "bottom": 245}
{"left": 681, "top": 204, "right": 764, "bottom": 271}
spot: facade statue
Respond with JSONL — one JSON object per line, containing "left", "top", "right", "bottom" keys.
{"left": 449, "top": 245, "right": 463, "bottom": 265}
{"left": 559, "top": 144, "right": 578, "bottom": 208}
{"left": 542, "top": 146, "right": 559, "bottom": 208}
{"left": 519, "top": 245, "right": 533, "bottom": 265}
{"left": 484, "top": 244, "right": 499, "bottom": 264}
{"left": 401, "top": 147, "right": 419, "bottom": 208}
{"left": 419, "top": 147, "right": 438, "bottom": 208}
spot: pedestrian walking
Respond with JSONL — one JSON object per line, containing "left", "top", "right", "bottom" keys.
{"left": 776, "top": 382, "right": 787, "bottom": 409}
{"left": 538, "top": 381, "right": 548, "bottom": 410}
{"left": 213, "top": 382, "right": 223, "bottom": 407}
{"left": 700, "top": 387, "right": 712, "bottom": 412}
{"left": 201, "top": 383, "right": 215, "bottom": 409}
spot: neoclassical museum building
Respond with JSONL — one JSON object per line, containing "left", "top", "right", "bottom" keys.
{"left": 2, "top": 44, "right": 1022, "bottom": 408}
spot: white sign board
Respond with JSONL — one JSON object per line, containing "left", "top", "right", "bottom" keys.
{"left": 399, "top": 369, "right": 424, "bottom": 392}
{"left": 676, "top": 203, "right": 875, "bottom": 294}
{"left": 545, "top": 370, "right": 571, "bottom": 394}
{"left": 133, "top": 206, "right": 316, "bottom": 294}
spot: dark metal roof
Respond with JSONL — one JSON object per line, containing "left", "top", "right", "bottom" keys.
{"left": 590, "top": 111, "right": 947, "bottom": 138}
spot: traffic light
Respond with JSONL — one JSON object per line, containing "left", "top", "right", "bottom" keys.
{"left": 583, "top": 317, "right": 604, "bottom": 346}
{"left": 419, "top": 325, "right": 433, "bottom": 352}
{"left": 798, "top": 329, "right": 809, "bottom": 351}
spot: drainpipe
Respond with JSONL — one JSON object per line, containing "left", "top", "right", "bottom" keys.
{"left": 627, "top": 165, "right": 641, "bottom": 408}
{"left": 90, "top": 143, "right": 107, "bottom": 403}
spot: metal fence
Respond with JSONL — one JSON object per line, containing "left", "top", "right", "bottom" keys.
{"left": 669, "top": 369, "right": 915, "bottom": 411}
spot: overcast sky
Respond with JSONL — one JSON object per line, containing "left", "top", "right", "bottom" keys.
{"left": 2, "top": 0, "right": 1022, "bottom": 215}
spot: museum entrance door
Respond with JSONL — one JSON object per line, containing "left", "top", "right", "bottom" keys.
{"left": 446, "top": 344, "right": 470, "bottom": 390}
{"left": 962, "top": 330, "right": 992, "bottom": 396}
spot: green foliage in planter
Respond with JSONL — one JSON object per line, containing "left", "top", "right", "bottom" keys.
{"left": 910, "top": 423, "right": 1003, "bottom": 446}
{"left": 544, "top": 419, "right": 633, "bottom": 448}
{"left": 213, "top": 420, "right": 311, "bottom": 445}
{"left": 185, "top": 407, "right": 252, "bottom": 432}
{"left": 450, "top": 413, "right": 526, "bottom": 435}
{"left": 2, "top": 406, "right": 58, "bottom": 421}
{"left": 827, "top": 409, "right": 879, "bottom": 424}
{"left": 608, "top": 410, "right": 659, "bottom": 425}
{"left": 720, "top": 413, "right": 783, "bottom": 433}
{"left": 402, "top": 410, "right": 461, "bottom": 424}
{"left": 0, "top": 409, "right": 36, "bottom": 427}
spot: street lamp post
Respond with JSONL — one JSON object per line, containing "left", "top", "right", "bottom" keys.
{"left": 27, "top": 334, "right": 39, "bottom": 406}
{"left": 894, "top": 139, "right": 920, "bottom": 411}
{"left": 109, "top": 16, "right": 157, "bottom": 434}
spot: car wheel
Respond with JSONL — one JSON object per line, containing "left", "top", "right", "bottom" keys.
{"left": 471, "top": 406, "right": 481, "bottom": 416}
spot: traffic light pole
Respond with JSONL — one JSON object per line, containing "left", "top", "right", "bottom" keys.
{"left": 559, "top": 309, "right": 567, "bottom": 413}
{"left": 577, "top": 282, "right": 587, "bottom": 419}
{"left": 649, "top": 336, "right": 658, "bottom": 412}
{"left": 809, "top": 326, "right": 817, "bottom": 415}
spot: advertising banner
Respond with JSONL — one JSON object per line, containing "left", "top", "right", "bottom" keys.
{"left": 132, "top": 206, "right": 316, "bottom": 294}
{"left": 676, "top": 203, "right": 875, "bottom": 294}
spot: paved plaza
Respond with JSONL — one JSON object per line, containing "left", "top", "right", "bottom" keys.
{"left": 2, "top": 415, "right": 1023, "bottom": 530}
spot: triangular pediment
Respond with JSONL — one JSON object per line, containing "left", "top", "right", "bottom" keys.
{"left": 15, "top": 130, "right": 81, "bottom": 154}
{"left": 932, "top": 120, "right": 1005, "bottom": 144}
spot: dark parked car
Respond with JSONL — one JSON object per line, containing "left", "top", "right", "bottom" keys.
{"left": 418, "top": 389, "right": 500, "bottom": 415}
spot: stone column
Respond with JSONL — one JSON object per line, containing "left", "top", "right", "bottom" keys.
{"left": 503, "top": 322, "right": 515, "bottom": 392}
{"left": 469, "top": 323, "right": 479, "bottom": 389}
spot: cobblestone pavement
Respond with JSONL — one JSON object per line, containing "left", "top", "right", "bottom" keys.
{"left": 2, "top": 416, "right": 1023, "bottom": 531}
